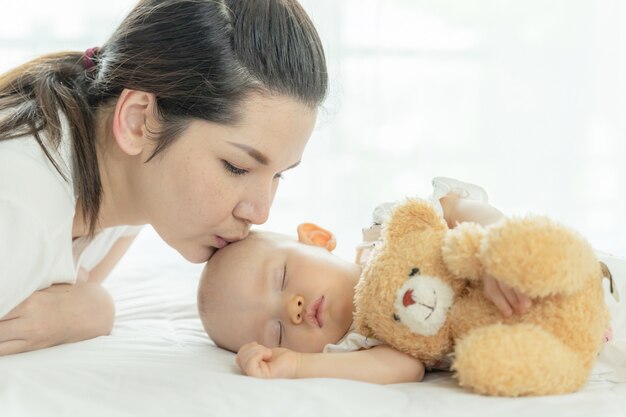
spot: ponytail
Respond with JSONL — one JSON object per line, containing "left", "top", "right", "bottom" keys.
{"left": 0, "top": 52, "right": 102, "bottom": 235}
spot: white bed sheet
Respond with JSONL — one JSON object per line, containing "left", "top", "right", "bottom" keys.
{"left": 1, "top": 227, "right": 625, "bottom": 417}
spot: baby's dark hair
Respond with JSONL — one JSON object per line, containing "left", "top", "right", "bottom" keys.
{"left": 0, "top": 0, "right": 327, "bottom": 235}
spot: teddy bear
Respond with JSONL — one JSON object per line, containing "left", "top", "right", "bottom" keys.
{"left": 353, "top": 198, "right": 611, "bottom": 396}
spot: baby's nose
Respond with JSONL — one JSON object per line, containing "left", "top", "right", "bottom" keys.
{"left": 287, "top": 295, "right": 305, "bottom": 324}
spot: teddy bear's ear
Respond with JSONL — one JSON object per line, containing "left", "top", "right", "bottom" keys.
{"left": 383, "top": 199, "right": 447, "bottom": 242}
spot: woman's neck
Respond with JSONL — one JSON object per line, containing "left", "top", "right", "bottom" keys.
{"left": 72, "top": 107, "right": 145, "bottom": 237}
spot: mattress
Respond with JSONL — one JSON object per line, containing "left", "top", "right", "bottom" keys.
{"left": 1, "top": 227, "right": 625, "bottom": 417}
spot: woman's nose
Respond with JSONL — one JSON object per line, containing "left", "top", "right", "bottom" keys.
{"left": 287, "top": 295, "right": 305, "bottom": 325}
{"left": 234, "top": 200, "right": 270, "bottom": 225}
{"left": 233, "top": 183, "right": 276, "bottom": 225}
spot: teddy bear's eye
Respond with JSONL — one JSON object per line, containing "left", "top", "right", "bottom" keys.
{"left": 409, "top": 267, "right": 420, "bottom": 277}
{"left": 393, "top": 313, "right": 400, "bottom": 321}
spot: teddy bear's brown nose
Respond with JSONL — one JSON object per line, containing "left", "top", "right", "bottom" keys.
{"left": 403, "top": 289, "right": 416, "bottom": 307}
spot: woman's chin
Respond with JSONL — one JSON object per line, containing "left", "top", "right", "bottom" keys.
{"left": 180, "top": 246, "right": 216, "bottom": 264}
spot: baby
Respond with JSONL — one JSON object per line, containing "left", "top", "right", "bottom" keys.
{"left": 197, "top": 178, "right": 534, "bottom": 384}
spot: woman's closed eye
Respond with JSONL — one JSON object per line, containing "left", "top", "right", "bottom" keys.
{"left": 222, "top": 160, "right": 248, "bottom": 176}
{"left": 223, "top": 160, "right": 286, "bottom": 180}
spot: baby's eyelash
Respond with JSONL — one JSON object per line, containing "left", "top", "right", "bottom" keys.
{"left": 278, "top": 321, "right": 284, "bottom": 347}
{"left": 281, "top": 265, "right": 287, "bottom": 290}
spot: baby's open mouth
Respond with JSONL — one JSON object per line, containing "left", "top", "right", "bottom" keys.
{"left": 306, "top": 296, "right": 325, "bottom": 328}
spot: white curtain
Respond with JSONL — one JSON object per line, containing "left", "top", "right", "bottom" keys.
{"left": 280, "top": 0, "right": 626, "bottom": 259}
{"left": 2, "top": 0, "right": 624, "bottom": 259}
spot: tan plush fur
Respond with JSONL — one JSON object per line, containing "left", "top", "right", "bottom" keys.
{"left": 353, "top": 199, "right": 610, "bottom": 396}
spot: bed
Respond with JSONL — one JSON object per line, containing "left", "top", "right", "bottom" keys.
{"left": 1, "top": 227, "right": 625, "bottom": 417}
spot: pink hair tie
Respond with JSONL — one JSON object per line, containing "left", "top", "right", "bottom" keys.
{"left": 82, "top": 47, "right": 100, "bottom": 70}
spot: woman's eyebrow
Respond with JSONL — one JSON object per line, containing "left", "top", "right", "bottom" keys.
{"left": 227, "top": 142, "right": 269, "bottom": 165}
{"left": 227, "top": 141, "right": 301, "bottom": 170}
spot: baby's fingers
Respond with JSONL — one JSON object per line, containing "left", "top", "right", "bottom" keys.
{"left": 236, "top": 342, "right": 265, "bottom": 367}
{"left": 246, "top": 350, "right": 273, "bottom": 378}
{"left": 236, "top": 342, "right": 258, "bottom": 369}
{"left": 237, "top": 342, "right": 273, "bottom": 377}
{"left": 483, "top": 275, "right": 513, "bottom": 317}
{"left": 513, "top": 290, "right": 532, "bottom": 314}
{"left": 497, "top": 281, "right": 532, "bottom": 314}
{"left": 498, "top": 281, "right": 521, "bottom": 314}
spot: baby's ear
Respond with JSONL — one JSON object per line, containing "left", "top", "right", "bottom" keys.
{"left": 297, "top": 223, "right": 337, "bottom": 252}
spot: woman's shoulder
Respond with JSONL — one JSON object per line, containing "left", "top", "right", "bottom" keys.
{"left": 1, "top": 129, "right": 72, "bottom": 174}
{"left": 0, "top": 135, "right": 75, "bottom": 223}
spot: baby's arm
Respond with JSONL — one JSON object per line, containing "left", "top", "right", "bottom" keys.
{"left": 439, "top": 194, "right": 504, "bottom": 228}
{"left": 440, "top": 195, "right": 532, "bottom": 316}
{"left": 237, "top": 342, "right": 424, "bottom": 384}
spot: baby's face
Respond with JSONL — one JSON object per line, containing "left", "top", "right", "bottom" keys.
{"left": 199, "top": 232, "right": 360, "bottom": 353}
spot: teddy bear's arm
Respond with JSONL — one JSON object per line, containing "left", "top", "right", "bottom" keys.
{"left": 443, "top": 221, "right": 533, "bottom": 315}
{"left": 479, "top": 216, "right": 600, "bottom": 298}
{"left": 442, "top": 222, "right": 486, "bottom": 280}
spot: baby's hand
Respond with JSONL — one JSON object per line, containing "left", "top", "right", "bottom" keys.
{"left": 482, "top": 273, "right": 532, "bottom": 317}
{"left": 236, "top": 342, "right": 300, "bottom": 379}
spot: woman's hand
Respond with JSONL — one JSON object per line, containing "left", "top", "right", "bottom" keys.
{"left": 236, "top": 342, "right": 300, "bottom": 379}
{"left": 0, "top": 282, "right": 115, "bottom": 355}
{"left": 482, "top": 273, "right": 532, "bottom": 317}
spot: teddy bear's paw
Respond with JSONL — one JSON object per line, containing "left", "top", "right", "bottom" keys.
{"left": 442, "top": 222, "right": 485, "bottom": 280}
{"left": 453, "top": 323, "right": 590, "bottom": 396}
{"left": 480, "top": 216, "right": 598, "bottom": 298}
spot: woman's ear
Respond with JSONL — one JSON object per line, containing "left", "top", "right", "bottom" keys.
{"left": 297, "top": 223, "right": 337, "bottom": 252}
{"left": 112, "top": 89, "right": 157, "bottom": 156}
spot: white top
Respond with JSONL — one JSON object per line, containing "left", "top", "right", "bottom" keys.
{"left": 325, "top": 177, "right": 488, "bottom": 357}
{"left": 323, "top": 324, "right": 383, "bottom": 353}
{"left": 0, "top": 118, "right": 140, "bottom": 318}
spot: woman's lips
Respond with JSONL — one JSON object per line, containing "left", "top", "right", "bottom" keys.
{"left": 213, "top": 236, "right": 228, "bottom": 249}
{"left": 214, "top": 233, "right": 247, "bottom": 249}
{"left": 306, "top": 296, "right": 325, "bottom": 328}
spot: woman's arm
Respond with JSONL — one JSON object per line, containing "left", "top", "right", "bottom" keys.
{"left": 82, "top": 233, "right": 138, "bottom": 284}
{"left": 237, "top": 342, "right": 425, "bottom": 384}
{"left": 0, "top": 233, "right": 138, "bottom": 355}
{"left": 439, "top": 194, "right": 531, "bottom": 316}
{"left": 0, "top": 281, "right": 114, "bottom": 355}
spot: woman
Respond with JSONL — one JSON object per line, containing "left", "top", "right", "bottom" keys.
{"left": 0, "top": 0, "right": 327, "bottom": 355}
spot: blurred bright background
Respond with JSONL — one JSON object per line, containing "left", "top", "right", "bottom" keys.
{"left": 2, "top": 0, "right": 624, "bottom": 262}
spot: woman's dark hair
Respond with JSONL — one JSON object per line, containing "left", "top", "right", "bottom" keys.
{"left": 0, "top": 0, "right": 327, "bottom": 235}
